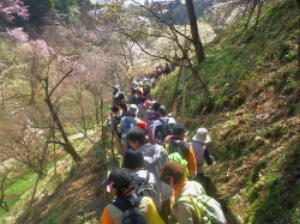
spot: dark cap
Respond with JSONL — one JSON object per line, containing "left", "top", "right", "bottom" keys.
{"left": 126, "top": 127, "right": 146, "bottom": 145}
{"left": 158, "top": 106, "right": 167, "bottom": 116}
{"left": 107, "top": 168, "right": 135, "bottom": 195}
{"left": 123, "top": 149, "right": 144, "bottom": 170}
{"left": 158, "top": 162, "right": 185, "bottom": 185}
{"left": 173, "top": 123, "right": 186, "bottom": 136}
{"left": 151, "top": 102, "right": 161, "bottom": 111}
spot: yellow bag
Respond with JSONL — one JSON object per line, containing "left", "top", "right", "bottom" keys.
{"left": 144, "top": 197, "right": 165, "bottom": 224}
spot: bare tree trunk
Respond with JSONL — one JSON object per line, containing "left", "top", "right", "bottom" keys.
{"left": 185, "top": 0, "right": 205, "bottom": 63}
{"left": 100, "top": 96, "right": 105, "bottom": 141}
{"left": 28, "top": 174, "right": 40, "bottom": 209}
{"left": 0, "top": 81, "right": 5, "bottom": 110}
{"left": 254, "top": 0, "right": 263, "bottom": 30}
{"left": 245, "top": 0, "right": 258, "bottom": 29}
{"left": 186, "top": 58, "right": 209, "bottom": 92}
{"left": 52, "top": 127, "right": 57, "bottom": 175}
{"left": 45, "top": 97, "right": 81, "bottom": 162}
{"left": 0, "top": 169, "right": 11, "bottom": 211}
{"left": 181, "top": 67, "right": 187, "bottom": 124}
{"left": 296, "top": 0, "right": 300, "bottom": 78}
{"left": 94, "top": 96, "right": 100, "bottom": 125}
{"left": 170, "top": 66, "right": 183, "bottom": 110}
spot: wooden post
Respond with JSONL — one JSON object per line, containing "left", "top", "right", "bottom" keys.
{"left": 181, "top": 64, "right": 187, "bottom": 124}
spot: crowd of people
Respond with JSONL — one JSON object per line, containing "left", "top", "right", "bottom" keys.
{"left": 102, "top": 67, "right": 227, "bottom": 224}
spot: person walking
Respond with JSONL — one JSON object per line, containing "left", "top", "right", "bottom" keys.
{"left": 123, "top": 149, "right": 169, "bottom": 210}
{"left": 100, "top": 168, "right": 164, "bottom": 224}
{"left": 192, "top": 128, "right": 216, "bottom": 195}
{"left": 120, "top": 104, "right": 140, "bottom": 152}
{"left": 159, "top": 162, "right": 227, "bottom": 224}
{"left": 164, "top": 124, "right": 197, "bottom": 178}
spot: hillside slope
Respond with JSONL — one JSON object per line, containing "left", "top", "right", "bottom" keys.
{"left": 153, "top": 0, "right": 300, "bottom": 223}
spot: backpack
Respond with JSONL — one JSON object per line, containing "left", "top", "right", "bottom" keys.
{"left": 178, "top": 194, "right": 227, "bottom": 224}
{"left": 113, "top": 197, "right": 146, "bottom": 224}
{"left": 166, "top": 140, "right": 189, "bottom": 176}
{"left": 123, "top": 117, "right": 138, "bottom": 135}
{"left": 142, "top": 144, "right": 168, "bottom": 176}
{"left": 154, "top": 118, "right": 174, "bottom": 144}
{"left": 132, "top": 171, "right": 160, "bottom": 209}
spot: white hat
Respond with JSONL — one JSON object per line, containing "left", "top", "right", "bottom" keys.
{"left": 192, "top": 128, "right": 211, "bottom": 143}
{"left": 128, "top": 104, "right": 138, "bottom": 115}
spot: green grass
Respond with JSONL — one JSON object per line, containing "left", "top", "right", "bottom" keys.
{"left": 153, "top": 0, "right": 300, "bottom": 223}
{"left": 154, "top": 0, "right": 299, "bottom": 116}
{"left": 0, "top": 170, "right": 37, "bottom": 224}
{"left": 247, "top": 142, "right": 300, "bottom": 224}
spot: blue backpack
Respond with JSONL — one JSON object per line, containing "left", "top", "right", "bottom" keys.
{"left": 123, "top": 117, "right": 138, "bottom": 134}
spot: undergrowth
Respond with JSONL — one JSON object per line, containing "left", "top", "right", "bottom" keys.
{"left": 153, "top": 0, "right": 300, "bottom": 223}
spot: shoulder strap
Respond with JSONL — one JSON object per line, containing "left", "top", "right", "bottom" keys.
{"left": 177, "top": 196, "right": 203, "bottom": 223}
{"left": 159, "top": 119, "right": 165, "bottom": 125}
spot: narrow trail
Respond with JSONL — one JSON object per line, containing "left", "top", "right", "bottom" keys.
{"left": 108, "top": 74, "right": 242, "bottom": 224}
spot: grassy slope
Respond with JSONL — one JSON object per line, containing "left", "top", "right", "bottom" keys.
{"left": 153, "top": 0, "right": 300, "bottom": 223}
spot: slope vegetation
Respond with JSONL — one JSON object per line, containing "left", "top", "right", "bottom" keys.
{"left": 153, "top": 0, "right": 300, "bottom": 223}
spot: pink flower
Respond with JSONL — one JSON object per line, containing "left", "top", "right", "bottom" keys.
{"left": 6, "top": 28, "right": 29, "bottom": 43}
{"left": 30, "top": 39, "right": 54, "bottom": 59}
{"left": 0, "top": 0, "right": 29, "bottom": 22}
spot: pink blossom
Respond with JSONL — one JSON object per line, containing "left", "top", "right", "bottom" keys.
{"left": 0, "top": 0, "right": 29, "bottom": 22}
{"left": 30, "top": 39, "right": 54, "bottom": 59}
{"left": 6, "top": 28, "right": 29, "bottom": 42}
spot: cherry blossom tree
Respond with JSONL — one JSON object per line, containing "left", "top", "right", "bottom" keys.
{"left": 0, "top": 0, "right": 29, "bottom": 22}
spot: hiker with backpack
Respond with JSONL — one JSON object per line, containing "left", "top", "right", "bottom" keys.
{"left": 114, "top": 91, "right": 126, "bottom": 107}
{"left": 137, "top": 97, "right": 147, "bottom": 121}
{"left": 110, "top": 106, "right": 122, "bottom": 138}
{"left": 159, "top": 162, "right": 227, "bottom": 224}
{"left": 123, "top": 149, "right": 162, "bottom": 210}
{"left": 192, "top": 128, "right": 217, "bottom": 196}
{"left": 152, "top": 106, "right": 176, "bottom": 145}
{"left": 110, "top": 105, "right": 122, "bottom": 155}
{"left": 120, "top": 105, "right": 141, "bottom": 151}
{"left": 126, "top": 127, "right": 169, "bottom": 176}
{"left": 191, "top": 128, "right": 214, "bottom": 176}
{"left": 164, "top": 124, "right": 197, "bottom": 178}
{"left": 100, "top": 168, "right": 165, "bottom": 224}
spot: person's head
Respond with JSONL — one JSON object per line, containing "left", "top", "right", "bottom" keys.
{"left": 117, "top": 92, "right": 125, "bottom": 100}
{"left": 144, "top": 100, "right": 152, "bottom": 109}
{"left": 112, "top": 105, "right": 120, "bottom": 114}
{"left": 172, "top": 123, "right": 186, "bottom": 140}
{"left": 158, "top": 162, "right": 185, "bottom": 188}
{"left": 151, "top": 102, "right": 161, "bottom": 111}
{"left": 126, "top": 127, "right": 146, "bottom": 149}
{"left": 123, "top": 149, "right": 144, "bottom": 171}
{"left": 119, "top": 103, "right": 127, "bottom": 112}
{"left": 138, "top": 96, "right": 147, "bottom": 104}
{"left": 128, "top": 104, "right": 138, "bottom": 117}
{"left": 106, "top": 168, "right": 135, "bottom": 196}
{"left": 113, "top": 85, "right": 119, "bottom": 94}
{"left": 158, "top": 105, "right": 167, "bottom": 117}
{"left": 136, "top": 88, "right": 143, "bottom": 96}
{"left": 192, "top": 128, "right": 211, "bottom": 144}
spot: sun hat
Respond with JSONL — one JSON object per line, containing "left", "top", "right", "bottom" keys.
{"left": 192, "top": 128, "right": 211, "bottom": 143}
{"left": 128, "top": 104, "right": 139, "bottom": 115}
{"left": 158, "top": 162, "right": 185, "bottom": 185}
{"left": 123, "top": 149, "right": 144, "bottom": 170}
{"left": 107, "top": 168, "right": 135, "bottom": 195}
